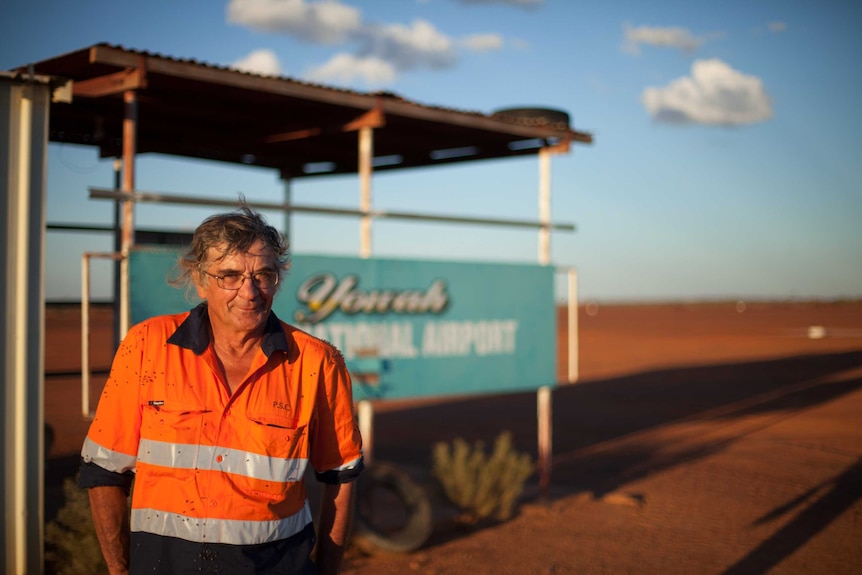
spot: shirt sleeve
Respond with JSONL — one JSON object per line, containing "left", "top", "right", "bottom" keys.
{"left": 79, "top": 321, "right": 146, "bottom": 481}
{"left": 310, "top": 345, "right": 364, "bottom": 484}
{"left": 78, "top": 460, "right": 135, "bottom": 494}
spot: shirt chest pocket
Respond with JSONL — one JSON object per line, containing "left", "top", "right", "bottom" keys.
{"left": 245, "top": 412, "right": 308, "bottom": 459}
{"left": 140, "top": 401, "right": 210, "bottom": 445}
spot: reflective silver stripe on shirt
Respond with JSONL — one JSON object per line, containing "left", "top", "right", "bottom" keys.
{"left": 136, "top": 438, "right": 307, "bottom": 482}
{"left": 130, "top": 501, "right": 312, "bottom": 545}
{"left": 81, "top": 436, "right": 138, "bottom": 473}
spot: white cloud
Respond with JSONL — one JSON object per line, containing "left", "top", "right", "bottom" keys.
{"left": 227, "top": 0, "right": 361, "bottom": 44}
{"left": 306, "top": 53, "right": 396, "bottom": 86}
{"left": 642, "top": 59, "right": 773, "bottom": 126}
{"left": 357, "top": 19, "right": 457, "bottom": 71}
{"left": 460, "top": 33, "right": 504, "bottom": 52}
{"left": 230, "top": 49, "right": 282, "bottom": 76}
{"left": 768, "top": 21, "right": 787, "bottom": 33}
{"left": 622, "top": 23, "right": 712, "bottom": 55}
{"left": 227, "top": 0, "right": 512, "bottom": 85}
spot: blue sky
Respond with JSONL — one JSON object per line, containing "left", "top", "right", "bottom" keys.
{"left": 2, "top": 0, "right": 860, "bottom": 302}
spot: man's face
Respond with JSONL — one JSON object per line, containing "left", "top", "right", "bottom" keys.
{"left": 196, "top": 239, "right": 279, "bottom": 335}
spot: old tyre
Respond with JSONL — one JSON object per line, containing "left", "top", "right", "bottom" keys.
{"left": 491, "top": 107, "right": 571, "bottom": 128}
{"left": 352, "top": 462, "right": 433, "bottom": 555}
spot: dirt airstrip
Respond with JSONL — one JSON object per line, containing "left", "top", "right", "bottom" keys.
{"left": 44, "top": 301, "right": 862, "bottom": 574}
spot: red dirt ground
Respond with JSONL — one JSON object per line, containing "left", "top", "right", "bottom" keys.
{"left": 44, "top": 301, "right": 862, "bottom": 574}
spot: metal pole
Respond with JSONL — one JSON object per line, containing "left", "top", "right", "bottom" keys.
{"left": 358, "top": 126, "right": 373, "bottom": 258}
{"left": 282, "top": 176, "right": 292, "bottom": 246}
{"left": 1, "top": 72, "right": 54, "bottom": 575}
{"left": 112, "top": 158, "right": 121, "bottom": 349}
{"left": 538, "top": 147, "right": 551, "bottom": 265}
{"left": 89, "top": 187, "right": 576, "bottom": 232}
{"left": 568, "top": 268, "right": 579, "bottom": 383}
{"left": 357, "top": 400, "right": 374, "bottom": 466}
{"left": 82, "top": 254, "right": 91, "bottom": 418}
{"left": 119, "top": 90, "right": 137, "bottom": 339}
{"left": 537, "top": 386, "right": 553, "bottom": 498}
{"left": 81, "top": 251, "right": 123, "bottom": 419}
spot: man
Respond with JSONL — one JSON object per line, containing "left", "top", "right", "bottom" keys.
{"left": 80, "top": 206, "right": 364, "bottom": 574}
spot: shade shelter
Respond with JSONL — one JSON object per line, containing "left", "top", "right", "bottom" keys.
{"left": 25, "top": 43, "right": 591, "bottom": 174}
{"left": 2, "top": 43, "right": 592, "bottom": 573}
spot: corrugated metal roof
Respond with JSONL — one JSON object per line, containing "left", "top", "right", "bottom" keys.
{"left": 11, "top": 43, "right": 592, "bottom": 178}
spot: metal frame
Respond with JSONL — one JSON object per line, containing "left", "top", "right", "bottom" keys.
{"left": 88, "top": 187, "right": 577, "bottom": 232}
{"left": 81, "top": 252, "right": 124, "bottom": 419}
{"left": 83, "top": 143, "right": 580, "bottom": 510}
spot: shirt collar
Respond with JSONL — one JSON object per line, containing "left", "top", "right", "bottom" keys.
{"left": 166, "top": 303, "right": 290, "bottom": 358}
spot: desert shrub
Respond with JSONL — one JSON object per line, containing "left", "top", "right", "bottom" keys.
{"left": 432, "top": 431, "right": 534, "bottom": 523}
{"left": 45, "top": 478, "right": 107, "bottom": 575}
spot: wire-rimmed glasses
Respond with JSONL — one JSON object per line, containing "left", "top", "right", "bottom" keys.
{"left": 203, "top": 270, "right": 279, "bottom": 290}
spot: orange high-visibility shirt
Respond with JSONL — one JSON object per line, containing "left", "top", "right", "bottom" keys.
{"left": 81, "top": 304, "right": 363, "bottom": 546}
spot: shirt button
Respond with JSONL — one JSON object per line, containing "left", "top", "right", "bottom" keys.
{"left": 216, "top": 455, "right": 224, "bottom": 463}
{"left": 210, "top": 500, "right": 218, "bottom": 507}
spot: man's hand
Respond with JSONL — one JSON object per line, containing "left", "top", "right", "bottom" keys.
{"left": 315, "top": 481, "right": 356, "bottom": 575}
{"left": 88, "top": 486, "right": 131, "bottom": 575}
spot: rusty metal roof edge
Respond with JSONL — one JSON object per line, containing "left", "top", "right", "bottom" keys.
{"left": 88, "top": 43, "right": 378, "bottom": 100}
{"left": 73, "top": 43, "right": 591, "bottom": 142}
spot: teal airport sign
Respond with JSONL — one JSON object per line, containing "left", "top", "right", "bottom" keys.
{"left": 129, "top": 249, "right": 556, "bottom": 400}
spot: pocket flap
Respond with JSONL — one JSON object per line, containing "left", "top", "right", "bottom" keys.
{"left": 143, "top": 400, "right": 209, "bottom": 414}
{"left": 247, "top": 411, "right": 298, "bottom": 429}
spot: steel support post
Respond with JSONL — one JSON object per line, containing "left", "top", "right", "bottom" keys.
{"left": 0, "top": 72, "right": 57, "bottom": 575}
{"left": 358, "top": 126, "right": 373, "bottom": 258}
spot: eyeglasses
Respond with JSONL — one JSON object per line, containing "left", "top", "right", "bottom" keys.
{"left": 203, "top": 270, "right": 279, "bottom": 290}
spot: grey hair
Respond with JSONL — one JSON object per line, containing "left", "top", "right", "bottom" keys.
{"left": 168, "top": 204, "right": 289, "bottom": 299}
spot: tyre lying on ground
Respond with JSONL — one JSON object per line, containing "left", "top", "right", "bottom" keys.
{"left": 351, "top": 462, "right": 433, "bottom": 555}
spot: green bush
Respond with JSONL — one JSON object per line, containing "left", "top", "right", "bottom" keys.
{"left": 432, "top": 431, "right": 534, "bottom": 523}
{"left": 45, "top": 478, "right": 107, "bottom": 575}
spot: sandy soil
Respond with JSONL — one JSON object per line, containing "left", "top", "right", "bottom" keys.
{"left": 44, "top": 300, "right": 862, "bottom": 574}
